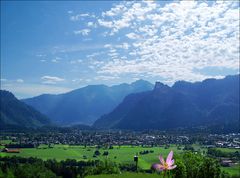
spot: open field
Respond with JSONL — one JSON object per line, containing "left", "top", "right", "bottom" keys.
{"left": 221, "top": 165, "right": 240, "bottom": 176}
{"left": 0, "top": 143, "right": 239, "bottom": 176}
{"left": 0, "top": 144, "right": 182, "bottom": 170}
{"left": 0, "top": 140, "right": 13, "bottom": 145}
{"left": 216, "top": 148, "right": 240, "bottom": 153}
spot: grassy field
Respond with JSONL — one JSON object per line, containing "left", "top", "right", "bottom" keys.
{"left": 216, "top": 147, "right": 240, "bottom": 153}
{"left": 221, "top": 165, "right": 240, "bottom": 176}
{"left": 0, "top": 144, "right": 182, "bottom": 170}
{"left": 0, "top": 140, "right": 13, "bottom": 149}
{"left": 0, "top": 140, "right": 13, "bottom": 145}
{"left": 0, "top": 143, "right": 239, "bottom": 176}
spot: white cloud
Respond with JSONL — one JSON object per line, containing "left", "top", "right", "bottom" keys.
{"left": 70, "top": 59, "right": 82, "bottom": 64}
{"left": 96, "top": 1, "right": 239, "bottom": 82}
{"left": 41, "top": 76, "right": 65, "bottom": 84}
{"left": 104, "top": 44, "right": 112, "bottom": 48}
{"left": 138, "top": 25, "right": 158, "bottom": 36}
{"left": 98, "top": 1, "right": 157, "bottom": 34}
{"left": 108, "top": 52, "right": 118, "bottom": 57}
{"left": 90, "top": 60, "right": 104, "bottom": 66}
{"left": 70, "top": 13, "right": 90, "bottom": 21}
{"left": 121, "top": 43, "right": 129, "bottom": 50}
{"left": 109, "top": 49, "right": 116, "bottom": 53}
{"left": 36, "top": 54, "right": 46, "bottom": 57}
{"left": 87, "top": 21, "right": 97, "bottom": 28}
{"left": 72, "top": 78, "right": 83, "bottom": 83}
{"left": 103, "top": 4, "right": 126, "bottom": 17}
{"left": 98, "top": 19, "right": 113, "bottom": 28}
{"left": 86, "top": 52, "right": 103, "bottom": 59}
{"left": 87, "top": 22, "right": 94, "bottom": 26}
{"left": 126, "top": 33, "right": 140, "bottom": 39}
{"left": 74, "top": 29, "right": 91, "bottom": 36}
{"left": 16, "top": 79, "right": 24, "bottom": 83}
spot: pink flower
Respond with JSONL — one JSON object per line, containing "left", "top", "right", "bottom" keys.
{"left": 152, "top": 150, "right": 177, "bottom": 171}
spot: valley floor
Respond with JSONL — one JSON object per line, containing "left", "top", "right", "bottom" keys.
{"left": 1, "top": 143, "right": 239, "bottom": 176}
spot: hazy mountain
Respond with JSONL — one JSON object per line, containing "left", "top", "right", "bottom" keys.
{"left": 22, "top": 80, "right": 153, "bottom": 125}
{"left": 0, "top": 90, "right": 51, "bottom": 128}
{"left": 93, "top": 75, "right": 239, "bottom": 131}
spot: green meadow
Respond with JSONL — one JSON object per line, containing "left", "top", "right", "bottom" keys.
{"left": 221, "top": 165, "right": 240, "bottom": 176}
{"left": 0, "top": 140, "right": 12, "bottom": 145}
{"left": 0, "top": 144, "right": 239, "bottom": 176}
{"left": 216, "top": 147, "right": 240, "bottom": 153}
{"left": 0, "top": 144, "right": 182, "bottom": 169}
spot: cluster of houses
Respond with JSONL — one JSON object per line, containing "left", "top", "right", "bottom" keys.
{"left": 207, "top": 133, "right": 240, "bottom": 149}
{"left": 0, "top": 131, "right": 192, "bottom": 148}
{"left": 1, "top": 132, "right": 239, "bottom": 152}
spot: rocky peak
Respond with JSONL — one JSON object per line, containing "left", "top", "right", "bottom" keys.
{"left": 154, "top": 82, "right": 170, "bottom": 92}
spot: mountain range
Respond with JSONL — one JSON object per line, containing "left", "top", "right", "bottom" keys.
{"left": 93, "top": 75, "right": 239, "bottom": 131}
{"left": 1, "top": 75, "right": 239, "bottom": 131}
{"left": 0, "top": 90, "right": 50, "bottom": 128}
{"left": 22, "top": 80, "right": 153, "bottom": 125}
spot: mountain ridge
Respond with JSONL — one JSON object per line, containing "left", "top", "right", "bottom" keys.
{"left": 22, "top": 80, "right": 154, "bottom": 125}
{"left": 0, "top": 90, "right": 51, "bottom": 128}
{"left": 93, "top": 75, "right": 239, "bottom": 131}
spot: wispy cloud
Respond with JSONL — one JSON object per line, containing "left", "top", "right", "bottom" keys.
{"left": 74, "top": 29, "right": 91, "bottom": 36}
{"left": 69, "top": 59, "right": 82, "bottom": 64}
{"left": 70, "top": 13, "right": 90, "bottom": 21}
{"left": 50, "top": 57, "right": 61, "bottom": 63}
{"left": 94, "top": 75, "right": 119, "bottom": 81}
{"left": 16, "top": 79, "right": 24, "bottom": 83}
{"left": 36, "top": 54, "right": 46, "bottom": 57}
{"left": 41, "top": 76, "right": 65, "bottom": 84}
{"left": 70, "top": 13, "right": 95, "bottom": 21}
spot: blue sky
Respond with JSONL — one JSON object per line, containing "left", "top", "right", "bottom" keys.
{"left": 1, "top": 1, "right": 239, "bottom": 98}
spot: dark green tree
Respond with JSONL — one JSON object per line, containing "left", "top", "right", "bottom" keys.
{"left": 172, "top": 159, "right": 187, "bottom": 178}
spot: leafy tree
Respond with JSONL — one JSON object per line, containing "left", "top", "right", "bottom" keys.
{"left": 182, "top": 152, "right": 202, "bottom": 178}
{"left": 0, "top": 168, "right": 15, "bottom": 178}
{"left": 182, "top": 152, "right": 222, "bottom": 178}
{"left": 172, "top": 159, "right": 187, "bottom": 178}
{"left": 5, "top": 169, "right": 15, "bottom": 178}
{"left": 198, "top": 157, "right": 221, "bottom": 178}
{"left": 15, "top": 163, "right": 56, "bottom": 178}
{"left": 103, "top": 151, "right": 109, "bottom": 157}
{"left": 94, "top": 150, "right": 101, "bottom": 156}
